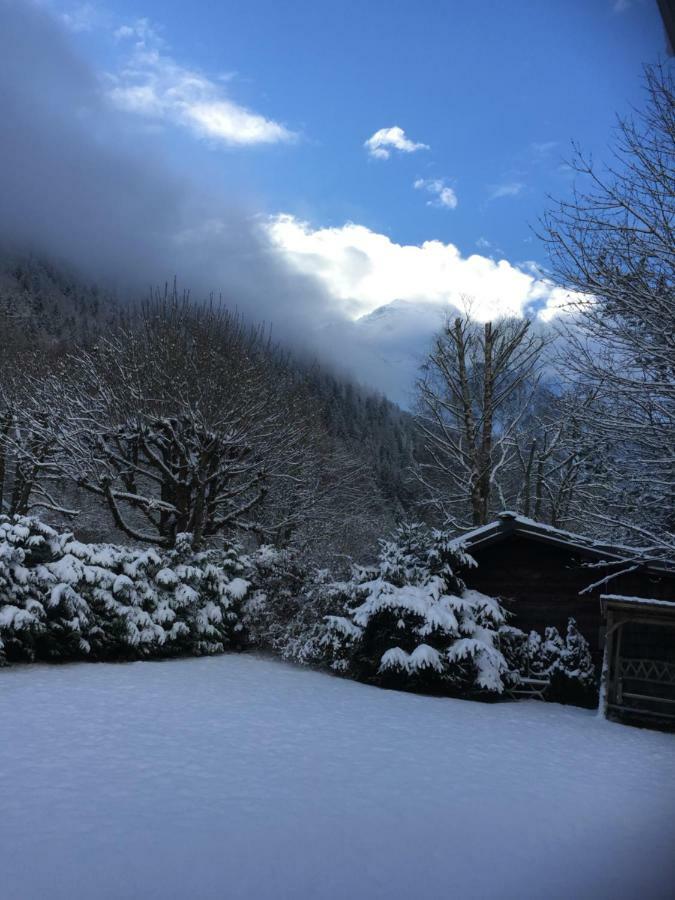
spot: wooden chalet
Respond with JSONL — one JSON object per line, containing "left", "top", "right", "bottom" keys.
{"left": 457, "top": 512, "right": 675, "bottom": 660}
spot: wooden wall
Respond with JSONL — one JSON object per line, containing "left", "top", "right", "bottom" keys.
{"left": 464, "top": 536, "right": 675, "bottom": 656}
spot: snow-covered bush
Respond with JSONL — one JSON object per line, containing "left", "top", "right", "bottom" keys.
{"left": 541, "top": 626, "right": 565, "bottom": 673}
{"left": 313, "top": 523, "right": 510, "bottom": 696}
{"left": 496, "top": 625, "right": 528, "bottom": 688}
{"left": 548, "top": 618, "right": 597, "bottom": 707}
{"left": 0, "top": 515, "right": 250, "bottom": 664}
{"left": 243, "top": 545, "right": 340, "bottom": 665}
{"left": 0, "top": 516, "right": 61, "bottom": 662}
{"left": 498, "top": 618, "right": 597, "bottom": 707}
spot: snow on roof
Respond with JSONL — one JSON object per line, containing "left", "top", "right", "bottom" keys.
{"left": 453, "top": 511, "right": 619, "bottom": 554}
{"left": 601, "top": 594, "right": 675, "bottom": 610}
{"left": 452, "top": 512, "right": 674, "bottom": 572}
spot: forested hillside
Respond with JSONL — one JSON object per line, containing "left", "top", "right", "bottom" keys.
{"left": 0, "top": 254, "right": 420, "bottom": 563}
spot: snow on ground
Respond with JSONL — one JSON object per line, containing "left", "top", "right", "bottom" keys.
{"left": 1, "top": 655, "right": 674, "bottom": 900}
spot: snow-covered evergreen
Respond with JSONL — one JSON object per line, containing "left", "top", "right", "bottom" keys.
{"left": 244, "top": 544, "right": 318, "bottom": 660}
{"left": 548, "top": 617, "right": 597, "bottom": 706}
{"left": 541, "top": 625, "right": 565, "bottom": 674}
{"left": 316, "top": 523, "right": 509, "bottom": 696}
{"left": 0, "top": 516, "right": 59, "bottom": 661}
{"left": 498, "top": 618, "right": 597, "bottom": 706}
{"left": 0, "top": 515, "right": 249, "bottom": 664}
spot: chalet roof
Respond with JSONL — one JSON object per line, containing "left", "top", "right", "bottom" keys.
{"left": 453, "top": 512, "right": 674, "bottom": 574}
{"left": 601, "top": 594, "right": 675, "bottom": 616}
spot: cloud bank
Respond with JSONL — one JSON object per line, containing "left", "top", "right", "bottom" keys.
{"left": 0, "top": 1, "right": 322, "bottom": 333}
{"left": 266, "top": 214, "right": 572, "bottom": 323}
{"left": 0, "top": 2, "right": 572, "bottom": 405}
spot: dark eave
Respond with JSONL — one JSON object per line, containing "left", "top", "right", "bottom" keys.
{"left": 455, "top": 512, "right": 674, "bottom": 575}
{"left": 601, "top": 593, "right": 675, "bottom": 621}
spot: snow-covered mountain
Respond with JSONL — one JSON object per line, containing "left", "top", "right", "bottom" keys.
{"left": 351, "top": 298, "right": 456, "bottom": 407}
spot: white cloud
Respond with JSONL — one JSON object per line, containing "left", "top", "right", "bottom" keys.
{"left": 612, "top": 0, "right": 632, "bottom": 12}
{"left": 489, "top": 181, "right": 524, "bottom": 200}
{"left": 364, "top": 126, "right": 429, "bottom": 160}
{"left": 414, "top": 178, "right": 458, "bottom": 209}
{"left": 266, "top": 213, "right": 575, "bottom": 322}
{"left": 107, "top": 21, "right": 294, "bottom": 146}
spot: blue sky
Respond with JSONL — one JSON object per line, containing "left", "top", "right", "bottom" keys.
{"left": 63, "top": 0, "right": 665, "bottom": 263}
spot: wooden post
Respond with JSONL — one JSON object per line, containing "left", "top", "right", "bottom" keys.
{"left": 614, "top": 620, "right": 624, "bottom": 706}
{"left": 597, "top": 611, "right": 612, "bottom": 719}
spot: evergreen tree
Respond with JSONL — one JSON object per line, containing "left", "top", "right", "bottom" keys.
{"left": 549, "top": 618, "right": 597, "bottom": 707}
{"left": 524, "top": 631, "right": 545, "bottom": 677}
{"left": 497, "top": 625, "right": 528, "bottom": 686}
{"left": 0, "top": 515, "right": 250, "bottom": 664}
{"left": 318, "top": 523, "right": 509, "bottom": 696}
{"left": 540, "top": 626, "right": 564, "bottom": 675}
{"left": 0, "top": 515, "right": 57, "bottom": 662}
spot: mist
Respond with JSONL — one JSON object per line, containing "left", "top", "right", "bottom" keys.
{"left": 0, "top": 0, "right": 398, "bottom": 391}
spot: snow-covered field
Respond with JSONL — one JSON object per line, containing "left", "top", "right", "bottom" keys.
{"left": 1, "top": 656, "right": 674, "bottom": 900}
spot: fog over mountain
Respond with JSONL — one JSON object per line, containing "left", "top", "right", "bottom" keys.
{"left": 0, "top": 3, "right": 336, "bottom": 327}
{"left": 0, "top": 0, "right": 568, "bottom": 403}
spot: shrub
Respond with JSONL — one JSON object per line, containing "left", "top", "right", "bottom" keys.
{"left": 498, "top": 618, "right": 597, "bottom": 708}
{"left": 242, "top": 544, "right": 341, "bottom": 666}
{"left": 0, "top": 515, "right": 249, "bottom": 664}
{"left": 313, "top": 523, "right": 509, "bottom": 696}
{"left": 548, "top": 618, "right": 598, "bottom": 708}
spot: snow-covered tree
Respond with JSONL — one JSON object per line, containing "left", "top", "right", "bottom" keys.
{"left": 0, "top": 516, "right": 59, "bottom": 662}
{"left": 243, "top": 544, "right": 312, "bottom": 651}
{"left": 498, "top": 619, "right": 596, "bottom": 707}
{"left": 497, "top": 625, "right": 528, "bottom": 687}
{"left": 542, "top": 64, "right": 675, "bottom": 560}
{"left": 540, "top": 625, "right": 565, "bottom": 674}
{"left": 522, "top": 630, "right": 545, "bottom": 677}
{"left": 414, "top": 315, "right": 547, "bottom": 527}
{"left": 0, "top": 515, "right": 250, "bottom": 664}
{"left": 317, "top": 523, "right": 509, "bottom": 696}
{"left": 15, "top": 298, "right": 321, "bottom": 549}
{"left": 0, "top": 359, "right": 77, "bottom": 520}
{"left": 548, "top": 618, "right": 597, "bottom": 706}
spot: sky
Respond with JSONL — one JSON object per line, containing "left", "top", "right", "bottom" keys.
{"left": 0, "top": 0, "right": 669, "bottom": 400}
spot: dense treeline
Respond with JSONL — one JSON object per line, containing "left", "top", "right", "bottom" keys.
{"left": 0, "top": 260, "right": 419, "bottom": 563}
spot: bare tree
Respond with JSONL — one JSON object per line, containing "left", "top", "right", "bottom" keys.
{"left": 541, "top": 64, "right": 675, "bottom": 559}
{"left": 509, "top": 384, "right": 609, "bottom": 529}
{"left": 414, "top": 313, "right": 546, "bottom": 526}
{"left": 17, "top": 297, "right": 318, "bottom": 549}
{"left": 0, "top": 348, "right": 77, "bottom": 519}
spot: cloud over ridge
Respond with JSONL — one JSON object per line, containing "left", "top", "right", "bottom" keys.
{"left": 0, "top": 2, "right": 573, "bottom": 404}
{"left": 266, "top": 214, "right": 572, "bottom": 323}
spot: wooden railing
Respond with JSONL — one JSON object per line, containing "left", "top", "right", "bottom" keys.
{"left": 619, "top": 658, "right": 675, "bottom": 685}
{"left": 611, "top": 657, "right": 675, "bottom": 720}
{"left": 506, "top": 676, "right": 550, "bottom": 701}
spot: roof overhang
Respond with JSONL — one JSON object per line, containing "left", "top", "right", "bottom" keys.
{"left": 454, "top": 512, "right": 674, "bottom": 576}
{"left": 601, "top": 594, "right": 675, "bottom": 619}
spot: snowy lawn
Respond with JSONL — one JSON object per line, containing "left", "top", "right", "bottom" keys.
{"left": 1, "top": 655, "right": 674, "bottom": 900}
